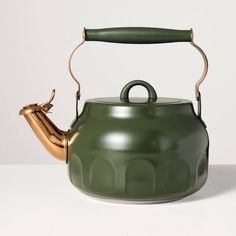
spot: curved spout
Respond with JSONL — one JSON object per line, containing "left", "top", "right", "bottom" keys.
{"left": 19, "top": 90, "right": 68, "bottom": 161}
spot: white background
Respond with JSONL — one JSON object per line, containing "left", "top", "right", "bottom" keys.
{"left": 1, "top": 2, "right": 236, "bottom": 236}
{"left": 1, "top": 0, "right": 235, "bottom": 164}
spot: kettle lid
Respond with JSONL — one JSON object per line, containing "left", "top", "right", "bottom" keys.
{"left": 86, "top": 80, "right": 191, "bottom": 106}
{"left": 86, "top": 97, "right": 191, "bottom": 106}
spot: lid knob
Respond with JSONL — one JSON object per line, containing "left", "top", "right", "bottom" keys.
{"left": 120, "top": 80, "right": 158, "bottom": 102}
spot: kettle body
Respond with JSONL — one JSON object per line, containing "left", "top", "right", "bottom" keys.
{"left": 68, "top": 95, "right": 209, "bottom": 202}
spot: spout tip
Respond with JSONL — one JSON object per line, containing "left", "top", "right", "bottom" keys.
{"left": 19, "top": 104, "right": 40, "bottom": 116}
{"left": 19, "top": 109, "right": 24, "bottom": 116}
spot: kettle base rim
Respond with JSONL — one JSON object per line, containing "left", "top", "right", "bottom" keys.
{"left": 76, "top": 180, "right": 207, "bottom": 204}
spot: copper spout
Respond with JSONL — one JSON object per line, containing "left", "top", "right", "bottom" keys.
{"left": 19, "top": 90, "right": 68, "bottom": 161}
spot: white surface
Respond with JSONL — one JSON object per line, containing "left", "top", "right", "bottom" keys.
{"left": 0, "top": 165, "right": 235, "bottom": 236}
{"left": 0, "top": 0, "right": 236, "bottom": 164}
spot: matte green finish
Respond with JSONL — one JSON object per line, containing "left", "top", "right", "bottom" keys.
{"left": 85, "top": 27, "right": 192, "bottom": 44}
{"left": 68, "top": 80, "right": 209, "bottom": 202}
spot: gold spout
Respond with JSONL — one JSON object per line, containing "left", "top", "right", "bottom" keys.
{"left": 19, "top": 90, "right": 68, "bottom": 161}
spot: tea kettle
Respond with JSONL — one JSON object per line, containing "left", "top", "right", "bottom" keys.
{"left": 19, "top": 27, "right": 209, "bottom": 203}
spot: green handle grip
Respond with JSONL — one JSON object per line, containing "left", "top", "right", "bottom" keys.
{"left": 84, "top": 27, "right": 192, "bottom": 44}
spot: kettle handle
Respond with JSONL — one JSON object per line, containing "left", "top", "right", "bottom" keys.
{"left": 84, "top": 27, "right": 192, "bottom": 44}
{"left": 68, "top": 27, "right": 208, "bottom": 118}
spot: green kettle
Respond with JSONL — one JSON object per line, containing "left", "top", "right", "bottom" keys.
{"left": 20, "top": 27, "right": 209, "bottom": 203}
